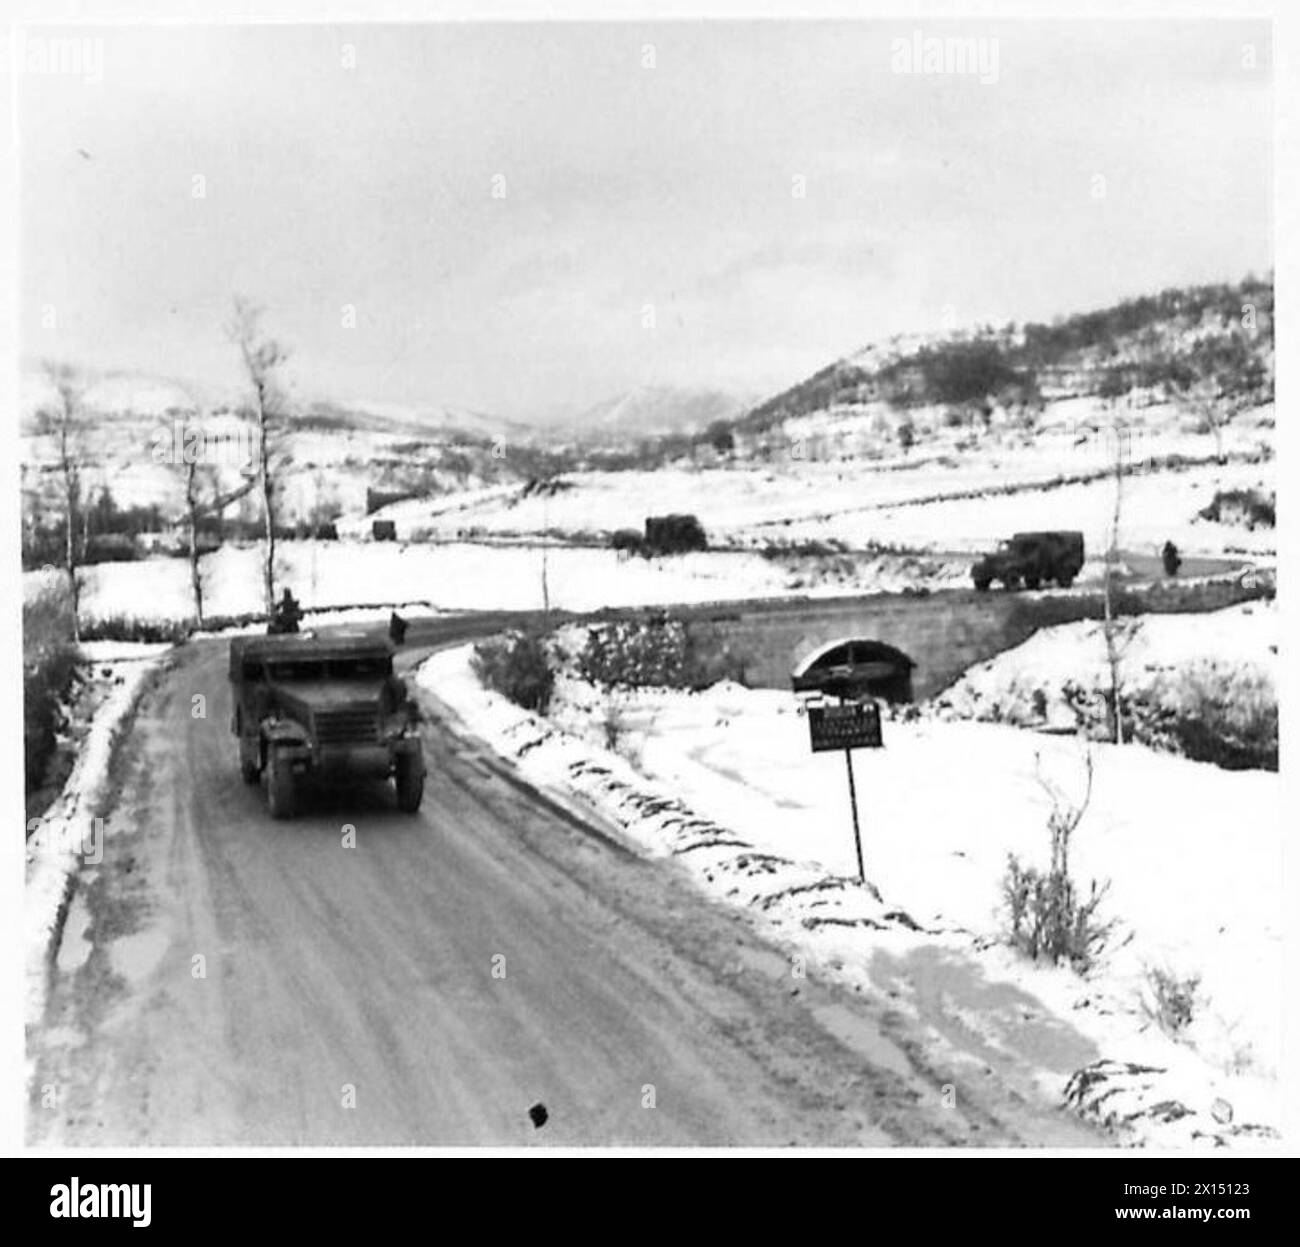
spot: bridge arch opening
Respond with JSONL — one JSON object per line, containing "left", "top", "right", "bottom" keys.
{"left": 791, "top": 638, "right": 916, "bottom": 704}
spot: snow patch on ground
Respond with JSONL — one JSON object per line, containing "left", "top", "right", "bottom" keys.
{"left": 420, "top": 642, "right": 1282, "bottom": 1149}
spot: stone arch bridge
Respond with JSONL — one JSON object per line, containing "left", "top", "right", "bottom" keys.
{"left": 643, "top": 574, "right": 1268, "bottom": 702}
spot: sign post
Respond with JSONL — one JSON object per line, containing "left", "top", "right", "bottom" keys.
{"left": 843, "top": 746, "right": 864, "bottom": 883}
{"left": 806, "top": 698, "right": 883, "bottom": 884}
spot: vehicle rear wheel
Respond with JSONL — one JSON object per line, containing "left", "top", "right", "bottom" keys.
{"left": 266, "top": 749, "right": 296, "bottom": 820}
{"left": 973, "top": 578, "right": 991, "bottom": 592}
{"left": 1024, "top": 576, "right": 1041, "bottom": 590}
{"left": 1057, "top": 574, "right": 1075, "bottom": 589}
{"left": 395, "top": 754, "right": 424, "bottom": 813}
{"left": 1001, "top": 575, "right": 1021, "bottom": 591}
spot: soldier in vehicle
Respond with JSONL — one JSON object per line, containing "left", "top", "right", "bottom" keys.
{"left": 1162, "top": 540, "right": 1182, "bottom": 577}
{"left": 269, "top": 588, "right": 303, "bottom": 634}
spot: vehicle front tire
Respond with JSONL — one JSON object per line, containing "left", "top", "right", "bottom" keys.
{"left": 1024, "top": 576, "right": 1041, "bottom": 590}
{"left": 1057, "top": 574, "right": 1075, "bottom": 589}
{"left": 266, "top": 749, "right": 296, "bottom": 820}
{"left": 395, "top": 754, "right": 424, "bottom": 813}
{"left": 1001, "top": 576, "right": 1021, "bottom": 591}
{"left": 973, "top": 578, "right": 991, "bottom": 592}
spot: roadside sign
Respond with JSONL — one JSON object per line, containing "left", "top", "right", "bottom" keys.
{"left": 807, "top": 700, "right": 883, "bottom": 753}
{"left": 803, "top": 696, "right": 884, "bottom": 885}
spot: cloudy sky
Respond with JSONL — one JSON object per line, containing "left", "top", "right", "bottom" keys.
{"left": 19, "top": 19, "right": 1271, "bottom": 419}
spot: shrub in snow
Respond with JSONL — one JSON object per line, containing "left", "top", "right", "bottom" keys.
{"left": 80, "top": 614, "right": 195, "bottom": 644}
{"left": 600, "top": 697, "right": 626, "bottom": 750}
{"left": 1002, "top": 753, "right": 1115, "bottom": 973}
{"left": 576, "top": 617, "right": 744, "bottom": 691}
{"left": 23, "top": 580, "right": 80, "bottom": 794}
{"left": 1196, "top": 487, "right": 1275, "bottom": 530}
{"left": 1003, "top": 857, "right": 1113, "bottom": 974}
{"left": 1142, "top": 966, "right": 1201, "bottom": 1038}
{"left": 471, "top": 630, "right": 556, "bottom": 714}
{"left": 1142, "top": 661, "right": 1277, "bottom": 772}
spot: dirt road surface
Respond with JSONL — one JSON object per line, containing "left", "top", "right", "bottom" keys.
{"left": 28, "top": 619, "right": 1105, "bottom": 1147}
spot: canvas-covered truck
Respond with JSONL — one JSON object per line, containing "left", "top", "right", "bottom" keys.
{"left": 229, "top": 632, "right": 426, "bottom": 819}
{"left": 971, "top": 531, "right": 1085, "bottom": 591}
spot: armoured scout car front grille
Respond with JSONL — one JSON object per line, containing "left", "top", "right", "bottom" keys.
{"left": 313, "top": 707, "right": 379, "bottom": 744}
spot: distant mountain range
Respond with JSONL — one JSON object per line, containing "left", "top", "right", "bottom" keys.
{"left": 550, "top": 384, "right": 755, "bottom": 444}
{"left": 19, "top": 366, "right": 535, "bottom": 445}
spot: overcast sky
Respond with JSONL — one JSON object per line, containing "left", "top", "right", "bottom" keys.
{"left": 19, "top": 19, "right": 1272, "bottom": 419}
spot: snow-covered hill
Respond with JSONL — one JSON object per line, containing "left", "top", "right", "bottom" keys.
{"left": 19, "top": 365, "right": 548, "bottom": 527}
{"left": 550, "top": 384, "right": 753, "bottom": 445}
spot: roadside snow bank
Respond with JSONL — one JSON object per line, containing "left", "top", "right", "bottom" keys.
{"left": 25, "top": 648, "right": 168, "bottom": 1027}
{"left": 420, "top": 643, "right": 1281, "bottom": 1148}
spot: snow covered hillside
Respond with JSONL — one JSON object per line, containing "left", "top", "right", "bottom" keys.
{"left": 19, "top": 366, "right": 541, "bottom": 526}
{"left": 357, "top": 278, "right": 1274, "bottom": 564}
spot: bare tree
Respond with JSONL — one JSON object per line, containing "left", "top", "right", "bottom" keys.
{"left": 34, "top": 363, "right": 88, "bottom": 640}
{"left": 1035, "top": 747, "right": 1095, "bottom": 883}
{"left": 1100, "top": 403, "right": 1133, "bottom": 744}
{"left": 1174, "top": 375, "right": 1231, "bottom": 465}
{"left": 226, "top": 298, "right": 291, "bottom": 617}
{"left": 166, "top": 407, "right": 259, "bottom": 626}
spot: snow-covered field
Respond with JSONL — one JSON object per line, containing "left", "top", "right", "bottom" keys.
{"left": 783, "top": 459, "right": 1276, "bottom": 558}
{"left": 25, "top": 540, "right": 974, "bottom": 625}
{"left": 367, "top": 421, "right": 1272, "bottom": 558}
{"left": 420, "top": 635, "right": 1283, "bottom": 1148}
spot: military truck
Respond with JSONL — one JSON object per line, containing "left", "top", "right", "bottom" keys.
{"left": 229, "top": 631, "right": 425, "bottom": 819}
{"left": 643, "top": 514, "right": 708, "bottom": 555}
{"left": 971, "top": 531, "right": 1085, "bottom": 591}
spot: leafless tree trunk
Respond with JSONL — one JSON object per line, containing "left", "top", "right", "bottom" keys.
{"left": 38, "top": 364, "right": 86, "bottom": 641}
{"left": 1102, "top": 407, "right": 1127, "bottom": 744}
{"left": 1176, "top": 376, "right": 1229, "bottom": 465}
{"left": 541, "top": 485, "right": 551, "bottom": 618}
{"left": 184, "top": 455, "right": 206, "bottom": 626}
{"left": 171, "top": 408, "right": 258, "bottom": 628}
{"left": 227, "top": 298, "right": 290, "bottom": 618}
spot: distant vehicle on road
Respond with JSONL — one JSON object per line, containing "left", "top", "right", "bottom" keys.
{"left": 609, "top": 514, "right": 710, "bottom": 557}
{"left": 643, "top": 514, "right": 708, "bottom": 555}
{"left": 229, "top": 632, "right": 425, "bottom": 819}
{"left": 610, "top": 528, "right": 644, "bottom": 554}
{"left": 971, "top": 531, "right": 1084, "bottom": 591}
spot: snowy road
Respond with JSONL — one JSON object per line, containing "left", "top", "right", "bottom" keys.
{"left": 27, "top": 616, "right": 1103, "bottom": 1147}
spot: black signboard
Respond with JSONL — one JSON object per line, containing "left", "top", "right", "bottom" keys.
{"left": 807, "top": 700, "right": 883, "bottom": 753}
